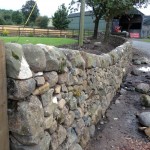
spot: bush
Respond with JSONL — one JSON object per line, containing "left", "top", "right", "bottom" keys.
{"left": 35, "top": 16, "right": 49, "bottom": 28}
{"left": 2, "top": 29, "right": 9, "bottom": 36}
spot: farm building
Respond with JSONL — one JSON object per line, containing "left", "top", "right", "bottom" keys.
{"left": 68, "top": 11, "right": 106, "bottom": 32}
{"left": 68, "top": 8, "right": 150, "bottom": 38}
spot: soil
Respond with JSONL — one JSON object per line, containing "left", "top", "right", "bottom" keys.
{"left": 85, "top": 48, "right": 150, "bottom": 150}
{"left": 58, "top": 37, "right": 115, "bottom": 55}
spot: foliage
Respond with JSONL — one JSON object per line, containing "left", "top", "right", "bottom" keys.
{"left": 52, "top": 4, "right": 70, "bottom": 30}
{"left": 0, "top": 16, "right": 6, "bottom": 25}
{"left": 12, "top": 11, "right": 23, "bottom": 25}
{"left": 2, "top": 29, "right": 9, "bottom": 36}
{"left": 36, "top": 16, "right": 49, "bottom": 28}
{"left": 1, "top": 37, "right": 77, "bottom": 46}
{"left": 21, "top": 0, "right": 39, "bottom": 25}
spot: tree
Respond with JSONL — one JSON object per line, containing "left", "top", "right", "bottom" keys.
{"left": 0, "top": 17, "right": 5, "bottom": 25}
{"left": 36, "top": 16, "right": 49, "bottom": 28}
{"left": 12, "top": 11, "right": 23, "bottom": 24}
{"left": 52, "top": 4, "right": 70, "bottom": 30}
{"left": 21, "top": 0, "right": 39, "bottom": 25}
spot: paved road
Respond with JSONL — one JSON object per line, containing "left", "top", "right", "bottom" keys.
{"left": 132, "top": 40, "right": 150, "bottom": 56}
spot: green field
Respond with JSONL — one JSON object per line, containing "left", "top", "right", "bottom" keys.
{"left": 142, "top": 38, "right": 150, "bottom": 43}
{"left": 0, "top": 37, "right": 77, "bottom": 46}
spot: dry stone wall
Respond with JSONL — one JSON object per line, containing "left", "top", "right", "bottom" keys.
{"left": 6, "top": 38, "right": 132, "bottom": 150}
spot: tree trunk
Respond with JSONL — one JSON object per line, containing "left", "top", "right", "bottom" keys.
{"left": 93, "top": 18, "right": 99, "bottom": 39}
{"left": 104, "top": 18, "right": 111, "bottom": 43}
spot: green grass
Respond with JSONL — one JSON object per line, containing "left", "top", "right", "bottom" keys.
{"left": 0, "top": 36, "right": 77, "bottom": 46}
{"left": 142, "top": 38, "right": 150, "bottom": 43}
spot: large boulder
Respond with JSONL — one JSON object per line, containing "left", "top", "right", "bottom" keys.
{"left": 10, "top": 131, "right": 51, "bottom": 150}
{"left": 8, "top": 96, "right": 44, "bottom": 144}
{"left": 37, "top": 45, "right": 67, "bottom": 72}
{"left": 22, "top": 44, "right": 46, "bottom": 72}
{"left": 7, "top": 78, "right": 36, "bottom": 100}
{"left": 5, "top": 43, "right": 32, "bottom": 79}
{"left": 135, "top": 83, "right": 150, "bottom": 94}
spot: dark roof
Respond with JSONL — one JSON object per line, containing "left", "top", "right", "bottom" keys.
{"left": 68, "top": 11, "right": 93, "bottom": 18}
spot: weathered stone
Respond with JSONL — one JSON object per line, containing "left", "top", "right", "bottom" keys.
{"left": 44, "top": 71, "right": 58, "bottom": 88}
{"left": 38, "top": 44, "right": 67, "bottom": 72}
{"left": 91, "top": 106, "right": 102, "bottom": 124}
{"left": 66, "top": 73, "right": 74, "bottom": 86}
{"left": 69, "top": 144, "right": 83, "bottom": 150}
{"left": 58, "top": 73, "right": 68, "bottom": 84}
{"left": 74, "top": 118, "right": 85, "bottom": 137}
{"left": 109, "top": 50, "right": 119, "bottom": 64}
{"left": 74, "top": 107, "right": 84, "bottom": 119}
{"left": 54, "top": 85, "right": 61, "bottom": 94}
{"left": 89, "top": 125, "right": 95, "bottom": 137}
{"left": 138, "top": 112, "right": 150, "bottom": 127}
{"left": 11, "top": 131, "right": 51, "bottom": 150}
{"left": 22, "top": 44, "right": 46, "bottom": 72}
{"left": 135, "top": 83, "right": 150, "bottom": 94}
{"left": 80, "top": 127, "right": 90, "bottom": 148}
{"left": 9, "top": 96, "right": 44, "bottom": 143}
{"left": 69, "top": 97, "right": 77, "bottom": 110}
{"left": 141, "top": 94, "right": 150, "bottom": 107}
{"left": 41, "top": 89, "right": 58, "bottom": 117}
{"left": 64, "top": 111, "right": 75, "bottom": 127}
{"left": 7, "top": 78, "right": 36, "bottom": 100}
{"left": 77, "top": 91, "right": 87, "bottom": 105}
{"left": 51, "top": 125, "right": 67, "bottom": 150}
{"left": 133, "top": 59, "right": 141, "bottom": 65}
{"left": 131, "top": 68, "right": 141, "bottom": 76}
{"left": 81, "top": 52, "right": 97, "bottom": 69}
{"left": 61, "top": 49, "right": 85, "bottom": 69}
{"left": 32, "top": 82, "right": 50, "bottom": 96}
{"left": 82, "top": 115, "right": 92, "bottom": 126}
{"left": 44, "top": 115, "right": 54, "bottom": 130}
{"left": 66, "top": 127, "right": 78, "bottom": 148}
{"left": 35, "top": 76, "right": 45, "bottom": 87}
{"left": 94, "top": 42, "right": 101, "bottom": 47}
{"left": 49, "top": 119, "right": 58, "bottom": 134}
{"left": 84, "top": 39, "right": 91, "bottom": 44}
{"left": 61, "top": 84, "right": 68, "bottom": 93}
{"left": 5, "top": 43, "right": 32, "bottom": 79}
{"left": 58, "top": 99, "right": 66, "bottom": 110}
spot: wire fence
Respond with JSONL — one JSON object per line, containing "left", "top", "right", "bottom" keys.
{"left": 0, "top": 25, "right": 94, "bottom": 38}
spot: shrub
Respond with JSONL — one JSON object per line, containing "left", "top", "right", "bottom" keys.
{"left": 2, "top": 29, "right": 9, "bottom": 36}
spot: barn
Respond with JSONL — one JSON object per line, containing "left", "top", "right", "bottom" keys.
{"left": 68, "top": 8, "right": 150, "bottom": 38}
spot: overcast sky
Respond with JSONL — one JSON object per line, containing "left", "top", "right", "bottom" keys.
{"left": 0, "top": 0, "right": 149, "bottom": 17}
{"left": 0, "top": 0, "right": 71, "bottom": 17}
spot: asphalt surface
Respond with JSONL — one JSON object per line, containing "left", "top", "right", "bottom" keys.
{"left": 132, "top": 39, "right": 150, "bottom": 57}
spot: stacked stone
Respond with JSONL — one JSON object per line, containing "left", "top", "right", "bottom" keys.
{"left": 6, "top": 40, "right": 132, "bottom": 150}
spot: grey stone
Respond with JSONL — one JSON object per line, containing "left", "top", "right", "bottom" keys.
{"left": 94, "top": 42, "right": 101, "bottom": 47}
{"left": 44, "top": 115, "right": 54, "bottom": 130}
{"left": 22, "top": 44, "right": 46, "bottom": 72}
{"left": 44, "top": 71, "right": 58, "bottom": 88}
{"left": 54, "top": 85, "right": 61, "bottom": 94}
{"left": 82, "top": 116, "right": 92, "bottom": 126}
{"left": 58, "top": 73, "right": 68, "bottom": 84}
{"left": 10, "top": 131, "right": 51, "bottom": 150}
{"left": 141, "top": 94, "right": 150, "bottom": 107}
{"left": 5, "top": 43, "right": 32, "bottom": 79}
{"left": 89, "top": 125, "right": 95, "bottom": 137}
{"left": 131, "top": 68, "right": 141, "bottom": 76}
{"left": 83, "top": 39, "right": 91, "bottom": 44}
{"left": 61, "top": 49, "right": 85, "bottom": 69}
{"left": 9, "top": 96, "right": 44, "bottom": 143}
{"left": 61, "top": 84, "right": 68, "bottom": 93}
{"left": 41, "top": 89, "right": 57, "bottom": 117}
{"left": 35, "top": 76, "right": 45, "bottom": 87}
{"left": 50, "top": 125, "right": 67, "bottom": 150}
{"left": 133, "top": 60, "right": 141, "bottom": 65}
{"left": 66, "top": 127, "right": 78, "bottom": 148}
{"left": 138, "top": 112, "right": 150, "bottom": 127}
{"left": 7, "top": 78, "right": 36, "bottom": 100}
{"left": 38, "top": 45, "right": 67, "bottom": 72}
{"left": 136, "top": 83, "right": 150, "bottom": 94}
{"left": 120, "top": 88, "right": 127, "bottom": 95}
{"left": 69, "top": 144, "right": 83, "bottom": 150}
{"left": 69, "top": 97, "right": 77, "bottom": 110}
{"left": 64, "top": 111, "right": 75, "bottom": 127}
{"left": 49, "top": 119, "right": 58, "bottom": 134}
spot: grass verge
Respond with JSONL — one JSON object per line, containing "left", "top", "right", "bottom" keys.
{"left": 0, "top": 37, "right": 77, "bottom": 46}
{"left": 142, "top": 38, "right": 150, "bottom": 43}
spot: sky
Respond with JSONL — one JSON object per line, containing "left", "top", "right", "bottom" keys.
{"left": 0, "top": 0, "right": 71, "bottom": 17}
{"left": 0, "top": 0, "right": 150, "bottom": 17}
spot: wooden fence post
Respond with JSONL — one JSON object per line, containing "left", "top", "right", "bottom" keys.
{"left": 0, "top": 40, "right": 9, "bottom": 150}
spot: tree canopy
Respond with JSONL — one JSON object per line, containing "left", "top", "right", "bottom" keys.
{"left": 36, "top": 16, "right": 49, "bottom": 28}
{"left": 52, "top": 4, "right": 70, "bottom": 30}
{"left": 21, "top": 0, "right": 39, "bottom": 25}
